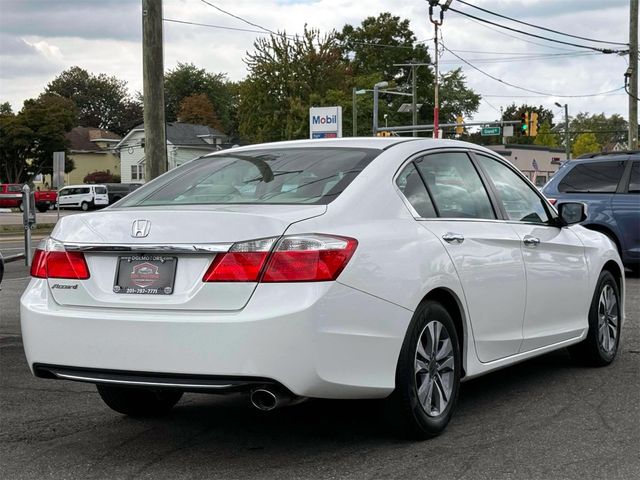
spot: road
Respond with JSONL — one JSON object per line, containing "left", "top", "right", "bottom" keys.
{"left": 0, "top": 209, "right": 80, "bottom": 226}
{"left": 1, "top": 251, "right": 638, "bottom": 479}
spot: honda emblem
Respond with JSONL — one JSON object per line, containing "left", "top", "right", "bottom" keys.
{"left": 131, "top": 219, "right": 151, "bottom": 238}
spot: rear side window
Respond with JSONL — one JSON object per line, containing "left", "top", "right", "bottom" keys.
{"left": 558, "top": 161, "right": 625, "bottom": 193}
{"left": 415, "top": 152, "right": 495, "bottom": 219}
{"left": 629, "top": 162, "right": 640, "bottom": 193}
{"left": 120, "top": 148, "right": 379, "bottom": 206}
{"left": 396, "top": 163, "right": 436, "bottom": 218}
{"left": 94, "top": 187, "right": 107, "bottom": 194}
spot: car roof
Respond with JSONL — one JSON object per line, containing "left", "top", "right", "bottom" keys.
{"left": 61, "top": 184, "right": 106, "bottom": 188}
{"left": 574, "top": 152, "right": 639, "bottom": 161}
{"left": 202, "top": 137, "right": 500, "bottom": 156}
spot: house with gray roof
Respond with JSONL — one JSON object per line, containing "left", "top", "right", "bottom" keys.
{"left": 115, "top": 122, "right": 230, "bottom": 183}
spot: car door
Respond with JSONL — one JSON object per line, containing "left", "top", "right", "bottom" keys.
{"left": 58, "top": 188, "right": 72, "bottom": 206}
{"left": 611, "top": 160, "right": 640, "bottom": 264}
{"left": 411, "top": 151, "right": 527, "bottom": 363}
{"left": 473, "top": 153, "right": 589, "bottom": 352}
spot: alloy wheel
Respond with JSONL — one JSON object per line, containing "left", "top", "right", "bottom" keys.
{"left": 414, "top": 320, "right": 455, "bottom": 417}
{"left": 597, "top": 284, "right": 618, "bottom": 354}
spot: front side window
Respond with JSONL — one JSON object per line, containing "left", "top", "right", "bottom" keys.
{"left": 414, "top": 152, "right": 495, "bottom": 219}
{"left": 476, "top": 154, "right": 549, "bottom": 224}
{"left": 558, "top": 161, "right": 625, "bottom": 193}
{"left": 120, "top": 148, "right": 379, "bottom": 207}
{"left": 395, "top": 163, "right": 436, "bottom": 218}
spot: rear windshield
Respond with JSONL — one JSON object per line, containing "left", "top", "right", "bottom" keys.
{"left": 119, "top": 147, "right": 380, "bottom": 207}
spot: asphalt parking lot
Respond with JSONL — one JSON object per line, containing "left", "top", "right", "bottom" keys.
{"left": 1, "top": 257, "right": 638, "bottom": 480}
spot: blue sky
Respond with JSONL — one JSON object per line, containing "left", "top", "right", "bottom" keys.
{"left": 0, "top": 0, "right": 631, "bottom": 125}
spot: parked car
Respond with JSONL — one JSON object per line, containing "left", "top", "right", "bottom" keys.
{"left": 57, "top": 184, "right": 109, "bottom": 211}
{"left": 21, "top": 138, "right": 624, "bottom": 439}
{"left": 542, "top": 152, "right": 639, "bottom": 272}
{"left": 0, "top": 184, "right": 58, "bottom": 212}
{"left": 103, "top": 183, "right": 142, "bottom": 205}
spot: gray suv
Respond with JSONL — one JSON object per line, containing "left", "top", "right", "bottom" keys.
{"left": 542, "top": 153, "right": 639, "bottom": 272}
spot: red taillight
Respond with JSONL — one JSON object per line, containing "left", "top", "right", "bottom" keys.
{"left": 263, "top": 237, "right": 357, "bottom": 282}
{"left": 202, "top": 235, "right": 358, "bottom": 283}
{"left": 202, "top": 252, "right": 269, "bottom": 282}
{"left": 30, "top": 245, "right": 90, "bottom": 280}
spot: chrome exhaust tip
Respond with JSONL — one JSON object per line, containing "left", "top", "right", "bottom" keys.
{"left": 250, "top": 388, "right": 279, "bottom": 411}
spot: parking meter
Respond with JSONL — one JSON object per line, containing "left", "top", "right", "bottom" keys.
{"left": 22, "top": 185, "right": 36, "bottom": 266}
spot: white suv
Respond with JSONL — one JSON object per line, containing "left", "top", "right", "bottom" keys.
{"left": 57, "top": 184, "right": 109, "bottom": 211}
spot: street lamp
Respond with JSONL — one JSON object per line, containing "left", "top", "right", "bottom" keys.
{"left": 555, "top": 102, "right": 570, "bottom": 160}
{"left": 352, "top": 88, "right": 368, "bottom": 137}
{"left": 373, "top": 81, "right": 389, "bottom": 135}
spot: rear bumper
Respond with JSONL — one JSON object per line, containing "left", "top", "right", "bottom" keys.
{"left": 20, "top": 279, "right": 412, "bottom": 399}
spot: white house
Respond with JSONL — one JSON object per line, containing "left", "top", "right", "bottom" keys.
{"left": 116, "top": 122, "right": 230, "bottom": 183}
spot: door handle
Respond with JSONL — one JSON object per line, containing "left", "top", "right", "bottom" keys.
{"left": 523, "top": 235, "right": 540, "bottom": 247}
{"left": 442, "top": 232, "right": 465, "bottom": 244}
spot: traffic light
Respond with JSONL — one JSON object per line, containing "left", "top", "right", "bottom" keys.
{"left": 520, "top": 112, "right": 529, "bottom": 136}
{"left": 529, "top": 112, "right": 539, "bottom": 137}
{"left": 456, "top": 115, "right": 464, "bottom": 135}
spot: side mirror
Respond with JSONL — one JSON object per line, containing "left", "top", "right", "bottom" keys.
{"left": 558, "top": 202, "right": 587, "bottom": 226}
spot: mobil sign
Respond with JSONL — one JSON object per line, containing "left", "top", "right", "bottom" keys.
{"left": 309, "top": 106, "right": 342, "bottom": 139}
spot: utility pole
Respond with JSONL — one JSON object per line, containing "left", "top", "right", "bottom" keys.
{"left": 142, "top": 0, "right": 167, "bottom": 182}
{"left": 428, "top": 1, "right": 452, "bottom": 139}
{"left": 628, "top": 0, "right": 638, "bottom": 149}
{"left": 556, "top": 102, "right": 570, "bottom": 160}
{"left": 352, "top": 87, "right": 357, "bottom": 137}
{"left": 394, "top": 62, "right": 430, "bottom": 137}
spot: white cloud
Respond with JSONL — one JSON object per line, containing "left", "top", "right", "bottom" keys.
{"left": 0, "top": 0, "right": 631, "bottom": 125}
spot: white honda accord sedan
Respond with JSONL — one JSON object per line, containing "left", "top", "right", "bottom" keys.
{"left": 21, "top": 138, "right": 624, "bottom": 438}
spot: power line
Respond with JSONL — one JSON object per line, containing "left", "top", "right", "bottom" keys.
{"left": 440, "top": 51, "right": 599, "bottom": 65}
{"left": 442, "top": 44, "right": 625, "bottom": 98}
{"left": 164, "top": 18, "right": 283, "bottom": 36}
{"left": 455, "top": 0, "right": 628, "bottom": 47}
{"left": 481, "top": 93, "right": 626, "bottom": 98}
{"left": 189, "top": 2, "right": 427, "bottom": 51}
{"left": 199, "top": 0, "right": 276, "bottom": 35}
{"left": 448, "top": 7, "right": 628, "bottom": 54}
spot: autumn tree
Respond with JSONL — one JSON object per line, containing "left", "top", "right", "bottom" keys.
{"left": 177, "top": 94, "right": 224, "bottom": 131}
{"left": 572, "top": 133, "right": 601, "bottom": 158}
{"left": 46, "top": 66, "right": 142, "bottom": 135}
{"left": 1, "top": 94, "right": 76, "bottom": 183}
{"left": 164, "top": 63, "right": 237, "bottom": 135}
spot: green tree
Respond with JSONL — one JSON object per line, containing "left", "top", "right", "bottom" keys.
{"left": 502, "top": 103, "right": 555, "bottom": 144}
{"left": 338, "top": 13, "right": 478, "bottom": 133}
{"left": 533, "top": 120, "right": 560, "bottom": 147}
{"left": 570, "top": 112, "right": 628, "bottom": 147}
{"left": 164, "top": 63, "right": 237, "bottom": 135}
{"left": 239, "top": 27, "right": 347, "bottom": 142}
{"left": 572, "top": 132, "right": 601, "bottom": 158}
{"left": 0, "top": 94, "right": 76, "bottom": 183}
{"left": 46, "top": 66, "right": 142, "bottom": 135}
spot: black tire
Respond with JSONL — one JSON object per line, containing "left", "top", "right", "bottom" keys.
{"left": 36, "top": 205, "right": 48, "bottom": 213}
{"left": 18, "top": 202, "right": 24, "bottom": 212}
{"left": 569, "top": 270, "right": 621, "bottom": 367}
{"left": 96, "top": 384, "right": 183, "bottom": 417}
{"left": 80, "top": 201, "right": 89, "bottom": 211}
{"left": 389, "top": 300, "right": 461, "bottom": 439}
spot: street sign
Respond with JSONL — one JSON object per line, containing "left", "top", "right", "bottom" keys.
{"left": 481, "top": 127, "right": 501, "bottom": 136}
{"left": 309, "top": 106, "right": 342, "bottom": 139}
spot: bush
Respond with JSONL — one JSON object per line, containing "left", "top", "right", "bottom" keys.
{"left": 84, "top": 171, "right": 115, "bottom": 184}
